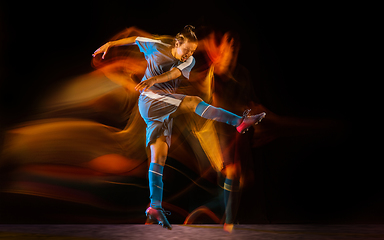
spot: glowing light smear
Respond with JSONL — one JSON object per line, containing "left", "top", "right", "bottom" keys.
{"left": 0, "top": 27, "right": 340, "bottom": 224}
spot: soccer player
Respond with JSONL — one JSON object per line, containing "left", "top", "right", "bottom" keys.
{"left": 93, "top": 25, "right": 266, "bottom": 230}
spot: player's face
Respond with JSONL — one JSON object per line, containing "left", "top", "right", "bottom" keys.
{"left": 174, "top": 40, "right": 197, "bottom": 62}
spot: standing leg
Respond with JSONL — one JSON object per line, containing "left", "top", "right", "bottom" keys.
{"left": 223, "top": 163, "right": 241, "bottom": 233}
{"left": 148, "top": 136, "right": 168, "bottom": 209}
{"left": 146, "top": 136, "right": 172, "bottom": 230}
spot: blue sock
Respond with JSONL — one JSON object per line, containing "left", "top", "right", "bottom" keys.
{"left": 148, "top": 163, "right": 164, "bottom": 209}
{"left": 224, "top": 178, "right": 240, "bottom": 224}
{"left": 195, "top": 101, "right": 242, "bottom": 127}
{"left": 223, "top": 178, "right": 233, "bottom": 207}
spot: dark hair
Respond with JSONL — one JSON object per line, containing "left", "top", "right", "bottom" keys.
{"left": 174, "top": 25, "right": 198, "bottom": 46}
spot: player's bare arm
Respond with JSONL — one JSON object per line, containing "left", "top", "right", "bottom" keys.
{"left": 135, "top": 68, "right": 182, "bottom": 92}
{"left": 92, "top": 36, "right": 138, "bottom": 59}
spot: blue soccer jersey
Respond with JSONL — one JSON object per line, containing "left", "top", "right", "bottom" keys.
{"left": 135, "top": 37, "right": 195, "bottom": 94}
{"left": 135, "top": 37, "right": 195, "bottom": 147}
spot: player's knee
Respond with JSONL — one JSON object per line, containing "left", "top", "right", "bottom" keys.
{"left": 150, "top": 136, "right": 168, "bottom": 166}
{"left": 187, "top": 96, "right": 203, "bottom": 110}
{"left": 192, "top": 96, "right": 203, "bottom": 105}
{"left": 223, "top": 163, "right": 240, "bottom": 180}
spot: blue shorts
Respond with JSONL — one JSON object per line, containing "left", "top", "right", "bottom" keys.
{"left": 138, "top": 91, "right": 186, "bottom": 147}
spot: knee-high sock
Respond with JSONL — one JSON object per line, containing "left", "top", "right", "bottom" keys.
{"left": 148, "top": 163, "right": 164, "bottom": 209}
{"left": 224, "top": 178, "right": 240, "bottom": 224}
{"left": 195, "top": 101, "right": 242, "bottom": 127}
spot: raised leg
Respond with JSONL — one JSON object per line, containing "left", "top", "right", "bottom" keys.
{"left": 176, "top": 96, "right": 265, "bottom": 133}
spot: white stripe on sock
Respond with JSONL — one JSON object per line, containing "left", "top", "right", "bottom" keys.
{"left": 149, "top": 170, "right": 163, "bottom": 176}
{"left": 200, "top": 105, "right": 210, "bottom": 117}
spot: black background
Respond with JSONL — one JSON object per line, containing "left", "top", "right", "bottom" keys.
{"left": 0, "top": 1, "right": 378, "bottom": 223}
{"left": 0, "top": 2, "right": 351, "bottom": 123}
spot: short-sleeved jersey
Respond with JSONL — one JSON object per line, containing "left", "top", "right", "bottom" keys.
{"left": 135, "top": 37, "right": 195, "bottom": 94}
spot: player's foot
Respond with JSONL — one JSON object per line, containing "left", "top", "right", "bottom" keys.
{"left": 236, "top": 110, "right": 266, "bottom": 134}
{"left": 145, "top": 207, "right": 172, "bottom": 230}
{"left": 223, "top": 223, "right": 234, "bottom": 233}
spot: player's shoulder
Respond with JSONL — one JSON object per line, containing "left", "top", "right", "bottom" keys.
{"left": 135, "top": 37, "right": 170, "bottom": 47}
{"left": 187, "top": 56, "right": 195, "bottom": 63}
{"left": 177, "top": 56, "right": 195, "bottom": 73}
{"left": 183, "top": 56, "right": 195, "bottom": 66}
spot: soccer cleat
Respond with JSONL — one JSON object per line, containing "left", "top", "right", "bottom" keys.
{"left": 236, "top": 110, "right": 266, "bottom": 134}
{"left": 145, "top": 207, "right": 172, "bottom": 230}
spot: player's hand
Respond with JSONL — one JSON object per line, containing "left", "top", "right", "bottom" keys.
{"left": 135, "top": 78, "right": 157, "bottom": 92}
{"left": 92, "top": 42, "right": 112, "bottom": 59}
